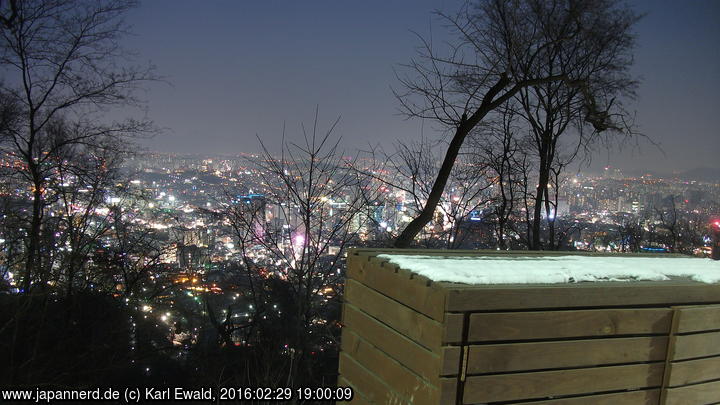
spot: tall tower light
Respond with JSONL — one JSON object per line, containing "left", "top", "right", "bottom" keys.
{"left": 712, "top": 219, "right": 720, "bottom": 260}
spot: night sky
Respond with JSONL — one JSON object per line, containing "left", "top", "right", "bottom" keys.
{"left": 123, "top": 0, "right": 719, "bottom": 174}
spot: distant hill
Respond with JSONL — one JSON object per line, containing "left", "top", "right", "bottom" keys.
{"left": 583, "top": 167, "right": 720, "bottom": 183}
{"left": 678, "top": 167, "right": 720, "bottom": 183}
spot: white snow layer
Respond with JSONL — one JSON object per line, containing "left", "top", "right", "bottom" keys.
{"left": 376, "top": 254, "right": 720, "bottom": 284}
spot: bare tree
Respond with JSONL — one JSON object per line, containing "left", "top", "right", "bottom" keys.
{"left": 256, "top": 118, "right": 371, "bottom": 392}
{"left": 365, "top": 138, "right": 493, "bottom": 248}
{"left": 49, "top": 138, "right": 124, "bottom": 296}
{"left": 469, "top": 105, "right": 524, "bottom": 249}
{"left": 650, "top": 196, "right": 706, "bottom": 255}
{"left": 618, "top": 216, "right": 644, "bottom": 253}
{"left": 96, "top": 204, "right": 171, "bottom": 300}
{"left": 512, "top": 0, "right": 640, "bottom": 249}
{"left": 217, "top": 112, "right": 377, "bottom": 393}
{"left": 393, "top": 0, "right": 641, "bottom": 247}
{"left": 544, "top": 157, "right": 572, "bottom": 250}
{"left": 0, "top": 0, "right": 155, "bottom": 292}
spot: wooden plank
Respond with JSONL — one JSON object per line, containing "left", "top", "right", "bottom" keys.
{"left": 440, "top": 346, "right": 461, "bottom": 376}
{"left": 446, "top": 282, "right": 720, "bottom": 312}
{"left": 468, "top": 308, "right": 672, "bottom": 341}
{"left": 663, "top": 380, "right": 720, "bottom": 405}
{"left": 668, "top": 356, "right": 720, "bottom": 387}
{"left": 463, "top": 363, "right": 665, "bottom": 403}
{"left": 345, "top": 279, "right": 444, "bottom": 352}
{"left": 438, "top": 378, "right": 457, "bottom": 405}
{"left": 337, "top": 377, "right": 373, "bottom": 405}
{"left": 675, "top": 305, "right": 720, "bottom": 333}
{"left": 443, "top": 313, "right": 464, "bottom": 344}
{"left": 659, "top": 306, "right": 681, "bottom": 405}
{"left": 467, "top": 336, "right": 667, "bottom": 374}
{"left": 671, "top": 331, "right": 720, "bottom": 360}
{"left": 508, "top": 389, "right": 661, "bottom": 405}
{"left": 348, "top": 255, "right": 446, "bottom": 321}
{"left": 342, "top": 303, "right": 440, "bottom": 382}
{"left": 338, "top": 353, "right": 409, "bottom": 405}
{"left": 340, "top": 330, "right": 439, "bottom": 405}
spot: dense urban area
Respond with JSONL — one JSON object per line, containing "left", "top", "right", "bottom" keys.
{"left": 2, "top": 150, "right": 718, "bottom": 389}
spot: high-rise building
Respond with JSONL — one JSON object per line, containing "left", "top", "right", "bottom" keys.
{"left": 237, "top": 194, "right": 267, "bottom": 238}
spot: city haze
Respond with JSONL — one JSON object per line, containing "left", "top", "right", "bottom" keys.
{"left": 125, "top": 0, "right": 720, "bottom": 174}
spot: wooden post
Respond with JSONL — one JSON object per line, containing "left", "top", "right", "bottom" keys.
{"left": 455, "top": 313, "right": 470, "bottom": 405}
{"left": 659, "top": 307, "right": 680, "bottom": 405}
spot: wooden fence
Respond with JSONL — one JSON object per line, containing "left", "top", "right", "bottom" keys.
{"left": 338, "top": 249, "right": 720, "bottom": 405}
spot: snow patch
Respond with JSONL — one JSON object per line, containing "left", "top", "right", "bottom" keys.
{"left": 376, "top": 254, "right": 720, "bottom": 284}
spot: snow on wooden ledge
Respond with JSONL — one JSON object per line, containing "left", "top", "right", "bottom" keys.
{"left": 377, "top": 254, "right": 720, "bottom": 284}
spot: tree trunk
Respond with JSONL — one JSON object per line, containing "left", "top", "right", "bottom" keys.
{"left": 531, "top": 153, "right": 550, "bottom": 250}
{"left": 496, "top": 167, "right": 508, "bottom": 250}
{"left": 23, "top": 186, "right": 43, "bottom": 292}
{"left": 544, "top": 186, "right": 556, "bottom": 250}
{"left": 288, "top": 293, "right": 307, "bottom": 404}
{"left": 497, "top": 179, "right": 509, "bottom": 250}
{"left": 394, "top": 123, "right": 470, "bottom": 248}
{"left": 394, "top": 74, "right": 516, "bottom": 248}
{"left": 497, "top": 220, "right": 507, "bottom": 250}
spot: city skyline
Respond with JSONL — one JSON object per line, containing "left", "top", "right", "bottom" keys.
{"left": 122, "top": 0, "right": 719, "bottom": 173}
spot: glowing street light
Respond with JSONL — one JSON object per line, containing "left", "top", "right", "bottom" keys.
{"left": 293, "top": 234, "right": 305, "bottom": 247}
{"left": 712, "top": 218, "right": 720, "bottom": 261}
